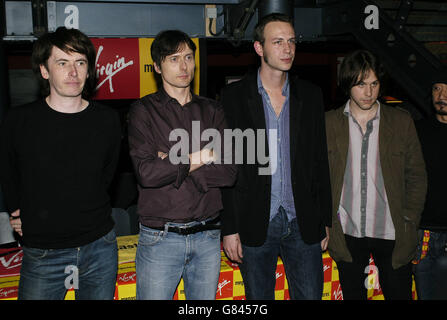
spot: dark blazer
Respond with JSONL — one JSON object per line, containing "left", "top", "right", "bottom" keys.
{"left": 220, "top": 72, "right": 332, "bottom": 246}
{"left": 325, "top": 104, "right": 427, "bottom": 269}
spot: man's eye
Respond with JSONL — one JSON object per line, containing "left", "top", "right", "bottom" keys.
{"left": 273, "top": 40, "right": 282, "bottom": 46}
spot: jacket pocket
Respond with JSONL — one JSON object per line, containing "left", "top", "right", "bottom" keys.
{"left": 138, "top": 225, "right": 164, "bottom": 246}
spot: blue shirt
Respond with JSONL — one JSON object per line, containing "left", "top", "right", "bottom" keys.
{"left": 257, "top": 70, "right": 296, "bottom": 221}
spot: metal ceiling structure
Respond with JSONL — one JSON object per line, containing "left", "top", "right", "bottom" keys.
{"left": 1, "top": 0, "right": 446, "bottom": 117}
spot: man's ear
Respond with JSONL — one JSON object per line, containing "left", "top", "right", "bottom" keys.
{"left": 40, "top": 64, "right": 49, "bottom": 80}
{"left": 153, "top": 62, "right": 161, "bottom": 74}
{"left": 253, "top": 41, "right": 264, "bottom": 57}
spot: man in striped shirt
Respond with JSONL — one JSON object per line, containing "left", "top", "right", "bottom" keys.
{"left": 325, "top": 50, "right": 427, "bottom": 300}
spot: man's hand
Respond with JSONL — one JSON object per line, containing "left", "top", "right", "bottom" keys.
{"left": 157, "top": 151, "right": 168, "bottom": 160}
{"left": 160, "top": 148, "right": 214, "bottom": 172}
{"left": 223, "top": 233, "right": 243, "bottom": 263}
{"left": 189, "top": 148, "right": 215, "bottom": 172}
{"left": 9, "top": 209, "right": 22, "bottom": 236}
{"left": 320, "top": 227, "right": 330, "bottom": 251}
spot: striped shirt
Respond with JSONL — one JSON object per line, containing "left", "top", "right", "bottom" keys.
{"left": 338, "top": 100, "right": 395, "bottom": 240}
{"left": 257, "top": 70, "right": 296, "bottom": 222}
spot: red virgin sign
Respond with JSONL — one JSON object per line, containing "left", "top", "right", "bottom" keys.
{"left": 0, "top": 248, "right": 22, "bottom": 277}
{"left": 91, "top": 38, "right": 140, "bottom": 100}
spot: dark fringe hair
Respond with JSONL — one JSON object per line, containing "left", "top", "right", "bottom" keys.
{"left": 253, "top": 13, "right": 293, "bottom": 44}
{"left": 338, "top": 49, "right": 385, "bottom": 96}
{"left": 150, "top": 30, "right": 196, "bottom": 68}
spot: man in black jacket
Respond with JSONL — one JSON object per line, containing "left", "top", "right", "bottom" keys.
{"left": 220, "top": 13, "right": 332, "bottom": 300}
{"left": 413, "top": 68, "right": 447, "bottom": 300}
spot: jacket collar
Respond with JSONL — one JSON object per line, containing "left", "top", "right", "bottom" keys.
{"left": 378, "top": 102, "right": 394, "bottom": 161}
{"left": 334, "top": 100, "right": 394, "bottom": 159}
{"left": 153, "top": 86, "right": 198, "bottom": 107}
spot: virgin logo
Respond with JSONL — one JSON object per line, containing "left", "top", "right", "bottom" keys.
{"left": 95, "top": 45, "right": 134, "bottom": 93}
{"left": 118, "top": 272, "right": 137, "bottom": 283}
{"left": 333, "top": 284, "right": 343, "bottom": 300}
{"left": 0, "top": 288, "right": 18, "bottom": 298}
{"left": 217, "top": 279, "right": 231, "bottom": 296}
{"left": 0, "top": 250, "right": 22, "bottom": 271}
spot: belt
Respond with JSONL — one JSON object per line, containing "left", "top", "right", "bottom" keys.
{"left": 149, "top": 217, "right": 220, "bottom": 235}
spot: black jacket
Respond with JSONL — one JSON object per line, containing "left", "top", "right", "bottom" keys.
{"left": 220, "top": 72, "right": 332, "bottom": 246}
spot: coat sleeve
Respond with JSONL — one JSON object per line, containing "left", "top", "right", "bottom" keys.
{"left": 0, "top": 108, "right": 21, "bottom": 214}
{"left": 219, "top": 86, "right": 240, "bottom": 236}
{"left": 313, "top": 87, "right": 333, "bottom": 228}
{"left": 403, "top": 116, "right": 427, "bottom": 226}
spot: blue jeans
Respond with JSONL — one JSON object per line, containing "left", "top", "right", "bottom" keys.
{"left": 413, "top": 230, "right": 447, "bottom": 300}
{"left": 136, "top": 220, "right": 221, "bottom": 300}
{"left": 239, "top": 207, "right": 323, "bottom": 300}
{"left": 18, "top": 229, "right": 118, "bottom": 300}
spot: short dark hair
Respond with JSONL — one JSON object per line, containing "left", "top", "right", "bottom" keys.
{"left": 338, "top": 49, "right": 385, "bottom": 96}
{"left": 431, "top": 66, "right": 447, "bottom": 86}
{"left": 253, "top": 13, "right": 294, "bottom": 44}
{"left": 31, "top": 27, "right": 97, "bottom": 98}
{"left": 150, "top": 30, "right": 196, "bottom": 68}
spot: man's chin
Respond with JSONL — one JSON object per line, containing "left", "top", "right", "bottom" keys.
{"left": 359, "top": 103, "right": 376, "bottom": 111}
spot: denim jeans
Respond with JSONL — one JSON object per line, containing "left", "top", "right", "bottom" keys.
{"left": 18, "top": 229, "right": 118, "bottom": 300}
{"left": 239, "top": 207, "right": 323, "bottom": 300}
{"left": 413, "top": 230, "right": 447, "bottom": 300}
{"left": 136, "top": 220, "right": 221, "bottom": 300}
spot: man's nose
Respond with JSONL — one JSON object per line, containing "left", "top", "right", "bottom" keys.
{"left": 68, "top": 63, "right": 78, "bottom": 77}
{"left": 283, "top": 42, "right": 292, "bottom": 53}
{"left": 179, "top": 58, "right": 187, "bottom": 70}
{"left": 440, "top": 87, "right": 447, "bottom": 99}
